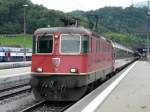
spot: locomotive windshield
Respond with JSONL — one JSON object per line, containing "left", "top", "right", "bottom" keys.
{"left": 36, "top": 35, "right": 53, "bottom": 53}
{"left": 61, "top": 34, "right": 80, "bottom": 54}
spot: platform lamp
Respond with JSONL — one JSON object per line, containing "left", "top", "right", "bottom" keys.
{"left": 23, "top": 4, "right": 28, "bottom": 61}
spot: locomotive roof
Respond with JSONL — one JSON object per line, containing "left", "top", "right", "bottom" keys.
{"left": 34, "top": 27, "right": 91, "bottom": 35}
{"left": 34, "top": 27, "right": 111, "bottom": 43}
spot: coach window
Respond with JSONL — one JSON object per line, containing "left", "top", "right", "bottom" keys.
{"left": 37, "top": 35, "right": 53, "bottom": 53}
{"left": 81, "top": 35, "right": 89, "bottom": 53}
{"left": 61, "top": 34, "right": 80, "bottom": 54}
{"left": 90, "top": 38, "right": 92, "bottom": 52}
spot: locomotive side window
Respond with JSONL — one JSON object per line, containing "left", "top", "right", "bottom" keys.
{"left": 96, "top": 40, "right": 99, "bottom": 53}
{"left": 61, "top": 34, "right": 80, "bottom": 54}
{"left": 37, "top": 35, "right": 53, "bottom": 53}
{"left": 32, "top": 36, "right": 36, "bottom": 54}
{"left": 81, "top": 35, "right": 89, "bottom": 53}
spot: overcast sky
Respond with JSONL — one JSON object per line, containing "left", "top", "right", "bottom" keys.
{"left": 31, "top": 0, "right": 145, "bottom": 12}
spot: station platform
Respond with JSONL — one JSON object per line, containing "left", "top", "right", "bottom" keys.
{"left": 0, "top": 61, "right": 31, "bottom": 69}
{"left": 0, "top": 67, "right": 30, "bottom": 77}
{"left": 65, "top": 61, "right": 150, "bottom": 112}
{"left": 0, "top": 67, "right": 31, "bottom": 91}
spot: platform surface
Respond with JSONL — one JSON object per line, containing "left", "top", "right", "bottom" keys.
{"left": 0, "top": 67, "right": 30, "bottom": 78}
{"left": 65, "top": 61, "right": 150, "bottom": 112}
{"left": 0, "top": 61, "right": 31, "bottom": 69}
{"left": 96, "top": 61, "right": 150, "bottom": 112}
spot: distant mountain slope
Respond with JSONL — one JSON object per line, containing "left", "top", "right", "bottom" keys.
{"left": 134, "top": 1, "right": 147, "bottom": 8}
{"left": 70, "top": 7, "right": 149, "bottom": 48}
{"left": 70, "top": 7, "right": 147, "bottom": 34}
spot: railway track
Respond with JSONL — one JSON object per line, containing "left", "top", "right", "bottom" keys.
{"left": 19, "top": 100, "right": 73, "bottom": 112}
{"left": 0, "top": 84, "right": 31, "bottom": 100}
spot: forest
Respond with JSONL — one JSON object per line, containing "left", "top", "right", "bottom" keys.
{"left": 0, "top": 0, "right": 149, "bottom": 48}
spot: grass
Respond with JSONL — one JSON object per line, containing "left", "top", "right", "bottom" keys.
{"left": 0, "top": 34, "right": 33, "bottom": 48}
{"left": 103, "top": 32, "right": 137, "bottom": 48}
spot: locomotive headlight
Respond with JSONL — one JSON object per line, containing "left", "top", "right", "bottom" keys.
{"left": 70, "top": 68, "right": 78, "bottom": 73}
{"left": 36, "top": 67, "right": 43, "bottom": 73}
{"left": 54, "top": 34, "right": 59, "bottom": 39}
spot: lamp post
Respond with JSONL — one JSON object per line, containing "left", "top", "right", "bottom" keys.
{"left": 23, "top": 4, "right": 28, "bottom": 35}
{"left": 23, "top": 4, "right": 28, "bottom": 61}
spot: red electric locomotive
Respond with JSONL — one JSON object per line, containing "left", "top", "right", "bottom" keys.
{"left": 31, "top": 27, "right": 114, "bottom": 101}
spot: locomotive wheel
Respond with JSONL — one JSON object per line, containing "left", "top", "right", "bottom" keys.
{"left": 86, "top": 83, "right": 94, "bottom": 93}
{"left": 64, "top": 86, "right": 88, "bottom": 101}
{"left": 30, "top": 77, "right": 43, "bottom": 100}
{"left": 32, "top": 87, "right": 43, "bottom": 100}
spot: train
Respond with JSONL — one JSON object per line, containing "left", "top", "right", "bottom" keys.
{"left": 30, "top": 27, "right": 138, "bottom": 101}
{"left": 0, "top": 47, "right": 32, "bottom": 62}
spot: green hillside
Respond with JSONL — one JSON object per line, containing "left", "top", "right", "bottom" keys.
{"left": 70, "top": 7, "right": 147, "bottom": 34}
{"left": 70, "top": 7, "right": 149, "bottom": 48}
{"left": 0, "top": 0, "right": 149, "bottom": 49}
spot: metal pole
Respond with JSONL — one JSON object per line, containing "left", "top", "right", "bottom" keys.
{"left": 23, "top": 5, "right": 28, "bottom": 34}
{"left": 132, "top": 0, "right": 134, "bottom": 7}
{"left": 23, "top": 7, "right": 26, "bottom": 35}
{"left": 23, "top": 4, "right": 28, "bottom": 61}
{"left": 147, "top": 33, "right": 149, "bottom": 59}
{"left": 147, "top": 0, "right": 150, "bottom": 59}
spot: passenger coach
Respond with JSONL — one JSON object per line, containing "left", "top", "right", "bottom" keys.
{"left": 0, "top": 47, "right": 32, "bottom": 62}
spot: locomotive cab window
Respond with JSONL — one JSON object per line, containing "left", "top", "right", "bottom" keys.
{"left": 61, "top": 34, "right": 81, "bottom": 54}
{"left": 81, "top": 35, "right": 89, "bottom": 53}
{"left": 36, "top": 35, "right": 53, "bottom": 53}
